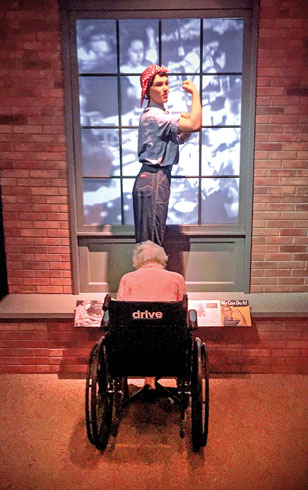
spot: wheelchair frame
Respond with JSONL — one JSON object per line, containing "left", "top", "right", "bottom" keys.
{"left": 85, "top": 294, "right": 209, "bottom": 453}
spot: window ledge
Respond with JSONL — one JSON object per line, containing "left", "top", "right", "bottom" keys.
{"left": 0, "top": 293, "right": 307, "bottom": 320}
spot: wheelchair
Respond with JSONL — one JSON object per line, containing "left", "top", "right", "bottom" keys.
{"left": 85, "top": 294, "right": 209, "bottom": 453}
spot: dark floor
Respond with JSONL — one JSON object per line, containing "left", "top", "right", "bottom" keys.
{"left": 0, "top": 374, "right": 308, "bottom": 490}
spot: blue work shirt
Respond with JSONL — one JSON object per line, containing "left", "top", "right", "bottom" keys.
{"left": 138, "top": 101, "right": 183, "bottom": 167}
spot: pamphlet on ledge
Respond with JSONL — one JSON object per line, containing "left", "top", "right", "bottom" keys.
{"left": 188, "top": 299, "right": 252, "bottom": 327}
{"left": 74, "top": 300, "right": 103, "bottom": 327}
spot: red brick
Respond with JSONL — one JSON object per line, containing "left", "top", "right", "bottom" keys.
{"left": 265, "top": 237, "right": 293, "bottom": 244}
{"left": 250, "top": 269, "right": 265, "bottom": 277}
{"left": 48, "top": 349, "right": 63, "bottom": 357}
{"left": 270, "top": 366, "right": 302, "bottom": 374}
{"left": 286, "top": 341, "right": 308, "bottom": 349}
{"left": 268, "top": 186, "right": 296, "bottom": 194}
{"left": 253, "top": 244, "right": 278, "bottom": 253}
{"left": 36, "top": 286, "right": 64, "bottom": 293}
{"left": 251, "top": 277, "right": 277, "bottom": 285}
{"left": 266, "top": 253, "right": 293, "bottom": 261}
{"left": 242, "top": 349, "right": 271, "bottom": 357}
{"left": 280, "top": 229, "right": 306, "bottom": 236}
{"left": 270, "top": 133, "right": 298, "bottom": 142}
{"left": 0, "top": 366, "right": 37, "bottom": 373}
{"left": 59, "top": 365, "right": 88, "bottom": 373}
{"left": 277, "top": 261, "right": 305, "bottom": 269}
{"left": 264, "top": 269, "right": 291, "bottom": 277}
{"left": 292, "top": 268, "right": 308, "bottom": 276}
{"left": 286, "top": 358, "right": 308, "bottom": 366}
{"left": 266, "top": 221, "right": 294, "bottom": 228}
{"left": 263, "top": 285, "right": 291, "bottom": 292}
{"left": 21, "top": 357, "right": 50, "bottom": 365}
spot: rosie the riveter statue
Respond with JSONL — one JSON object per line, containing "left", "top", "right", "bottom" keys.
{"left": 133, "top": 64, "right": 202, "bottom": 246}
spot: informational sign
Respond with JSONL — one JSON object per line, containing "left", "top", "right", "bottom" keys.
{"left": 188, "top": 299, "right": 251, "bottom": 327}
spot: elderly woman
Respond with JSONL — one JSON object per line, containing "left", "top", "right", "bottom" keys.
{"left": 117, "top": 240, "right": 186, "bottom": 302}
{"left": 117, "top": 240, "right": 186, "bottom": 390}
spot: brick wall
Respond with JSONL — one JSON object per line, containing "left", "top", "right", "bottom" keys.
{"left": 0, "top": 0, "right": 72, "bottom": 294}
{"left": 0, "top": 318, "right": 307, "bottom": 375}
{"left": 0, "top": 0, "right": 307, "bottom": 295}
{"left": 251, "top": 0, "right": 308, "bottom": 293}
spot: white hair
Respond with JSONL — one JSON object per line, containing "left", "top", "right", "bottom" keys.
{"left": 132, "top": 240, "right": 168, "bottom": 269}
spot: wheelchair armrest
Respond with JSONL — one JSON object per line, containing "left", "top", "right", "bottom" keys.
{"left": 188, "top": 309, "right": 198, "bottom": 330}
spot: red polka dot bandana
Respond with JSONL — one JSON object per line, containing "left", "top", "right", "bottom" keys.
{"left": 140, "top": 64, "right": 168, "bottom": 107}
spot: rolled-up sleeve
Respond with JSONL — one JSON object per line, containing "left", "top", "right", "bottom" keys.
{"left": 156, "top": 112, "right": 180, "bottom": 138}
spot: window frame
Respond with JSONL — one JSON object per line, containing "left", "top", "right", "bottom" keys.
{"left": 59, "top": 0, "right": 259, "bottom": 294}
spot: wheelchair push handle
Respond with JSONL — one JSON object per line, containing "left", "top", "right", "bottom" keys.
{"left": 101, "top": 293, "right": 112, "bottom": 331}
{"left": 103, "top": 293, "right": 111, "bottom": 311}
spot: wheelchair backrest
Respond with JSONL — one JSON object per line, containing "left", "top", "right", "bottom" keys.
{"left": 104, "top": 296, "right": 191, "bottom": 377}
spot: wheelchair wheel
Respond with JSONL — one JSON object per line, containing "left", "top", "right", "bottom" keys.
{"left": 201, "top": 343, "right": 210, "bottom": 447}
{"left": 85, "top": 343, "right": 97, "bottom": 445}
{"left": 85, "top": 338, "right": 112, "bottom": 450}
{"left": 191, "top": 338, "right": 203, "bottom": 452}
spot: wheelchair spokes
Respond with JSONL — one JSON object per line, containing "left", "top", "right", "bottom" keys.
{"left": 110, "top": 377, "right": 127, "bottom": 437}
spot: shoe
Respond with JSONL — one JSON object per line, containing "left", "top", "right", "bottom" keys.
{"left": 143, "top": 386, "right": 157, "bottom": 402}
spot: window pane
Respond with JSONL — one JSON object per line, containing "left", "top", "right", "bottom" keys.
{"left": 75, "top": 16, "right": 247, "bottom": 229}
{"left": 76, "top": 20, "right": 117, "bottom": 74}
{"left": 203, "top": 19, "right": 243, "bottom": 73}
{"left": 79, "top": 77, "right": 119, "bottom": 126}
{"left": 168, "top": 75, "right": 200, "bottom": 114}
{"left": 123, "top": 178, "right": 135, "bottom": 225}
{"left": 173, "top": 132, "right": 199, "bottom": 176}
{"left": 81, "top": 129, "right": 120, "bottom": 177}
{"left": 162, "top": 19, "right": 200, "bottom": 73}
{"left": 201, "top": 177, "right": 239, "bottom": 224}
{"left": 83, "top": 179, "right": 121, "bottom": 225}
{"left": 120, "top": 76, "right": 143, "bottom": 123}
{"left": 167, "top": 178, "right": 199, "bottom": 225}
{"left": 122, "top": 129, "right": 139, "bottom": 176}
{"left": 119, "top": 19, "right": 158, "bottom": 73}
{"left": 202, "top": 75, "right": 241, "bottom": 126}
{"left": 202, "top": 128, "right": 240, "bottom": 176}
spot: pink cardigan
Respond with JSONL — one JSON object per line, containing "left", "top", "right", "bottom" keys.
{"left": 117, "top": 262, "right": 186, "bottom": 302}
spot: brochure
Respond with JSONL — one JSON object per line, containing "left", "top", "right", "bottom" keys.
{"left": 188, "top": 299, "right": 251, "bottom": 327}
{"left": 74, "top": 300, "right": 103, "bottom": 327}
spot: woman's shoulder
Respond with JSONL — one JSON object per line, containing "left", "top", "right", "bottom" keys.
{"left": 163, "top": 269, "right": 185, "bottom": 281}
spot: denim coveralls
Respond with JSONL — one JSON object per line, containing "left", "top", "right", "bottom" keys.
{"left": 133, "top": 101, "right": 182, "bottom": 246}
